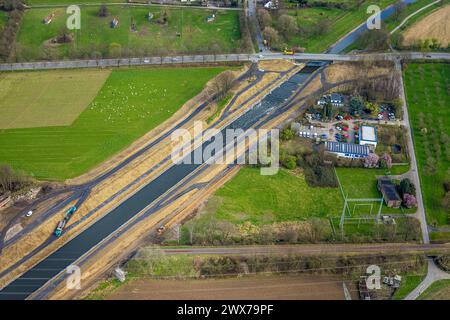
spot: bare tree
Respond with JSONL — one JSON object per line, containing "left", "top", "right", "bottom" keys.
{"left": 257, "top": 8, "right": 272, "bottom": 29}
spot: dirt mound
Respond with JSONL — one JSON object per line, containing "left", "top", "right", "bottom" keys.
{"left": 402, "top": 5, "right": 450, "bottom": 47}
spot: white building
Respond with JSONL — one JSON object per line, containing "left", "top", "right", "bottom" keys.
{"left": 359, "top": 125, "right": 378, "bottom": 148}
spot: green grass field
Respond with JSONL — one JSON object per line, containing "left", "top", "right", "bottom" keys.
{"left": 404, "top": 63, "right": 450, "bottom": 226}
{"left": 213, "top": 167, "right": 343, "bottom": 225}
{"left": 280, "top": 0, "right": 397, "bottom": 52}
{"left": 0, "top": 66, "right": 226, "bottom": 180}
{"left": 418, "top": 279, "right": 450, "bottom": 300}
{"left": 0, "top": 69, "right": 110, "bottom": 129}
{"left": 16, "top": 6, "right": 240, "bottom": 60}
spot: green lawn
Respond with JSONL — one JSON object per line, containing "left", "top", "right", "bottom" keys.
{"left": 418, "top": 279, "right": 450, "bottom": 300}
{"left": 0, "top": 69, "right": 110, "bottom": 129}
{"left": 213, "top": 167, "right": 343, "bottom": 225}
{"left": 16, "top": 6, "right": 240, "bottom": 60}
{"left": 277, "top": 0, "right": 397, "bottom": 52}
{"left": 0, "top": 66, "right": 226, "bottom": 180}
{"left": 404, "top": 63, "right": 450, "bottom": 226}
{"left": 0, "top": 11, "right": 7, "bottom": 31}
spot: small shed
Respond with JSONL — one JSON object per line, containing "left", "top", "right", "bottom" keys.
{"left": 377, "top": 177, "right": 402, "bottom": 208}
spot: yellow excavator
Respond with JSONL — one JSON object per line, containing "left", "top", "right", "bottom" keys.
{"left": 283, "top": 48, "right": 295, "bottom": 55}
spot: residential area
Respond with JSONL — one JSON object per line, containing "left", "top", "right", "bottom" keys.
{"left": 0, "top": 0, "right": 449, "bottom": 306}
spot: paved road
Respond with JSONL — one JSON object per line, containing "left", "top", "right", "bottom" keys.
{"left": 390, "top": 0, "right": 442, "bottom": 34}
{"left": 1, "top": 52, "right": 449, "bottom": 71}
{"left": 404, "top": 258, "right": 450, "bottom": 300}
{"left": 161, "top": 243, "right": 450, "bottom": 256}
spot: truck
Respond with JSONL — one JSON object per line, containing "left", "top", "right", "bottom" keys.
{"left": 283, "top": 48, "right": 294, "bottom": 55}
{"left": 54, "top": 206, "right": 77, "bottom": 237}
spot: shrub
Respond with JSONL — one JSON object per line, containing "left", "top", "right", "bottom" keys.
{"left": 403, "top": 193, "right": 417, "bottom": 209}
{"left": 282, "top": 155, "right": 297, "bottom": 170}
{"left": 399, "top": 178, "right": 416, "bottom": 197}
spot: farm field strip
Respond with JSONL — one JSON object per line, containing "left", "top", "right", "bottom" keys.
{"left": 0, "top": 69, "right": 110, "bottom": 129}
{"left": 404, "top": 63, "right": 450, "bottom": 226}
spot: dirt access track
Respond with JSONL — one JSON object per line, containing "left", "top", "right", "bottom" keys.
{"left": 0, "top": 60, "right": 302, "bottom": 295}
{"left": 107, "top": 275, "right": 355, "bottom": 300}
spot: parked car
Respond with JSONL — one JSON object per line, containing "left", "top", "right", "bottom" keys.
{"left": 26, "top": 210, "right": 33, "bottom": 217}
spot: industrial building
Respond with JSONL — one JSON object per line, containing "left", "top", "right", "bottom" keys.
{"left": 326, "top": 141, "right": 369, "bottom": 159}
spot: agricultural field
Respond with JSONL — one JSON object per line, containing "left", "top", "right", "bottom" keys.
{"left": 0, "top": 66, "right": 227, "bottom": 180}
{"left": 263, "top": 0, "right": 397, "bottom": 52}
{"left": 15, "top": 6, "right": 241, "bottom": 60}
{"left": 404, "top": 63, "right": 450, "bottom": 226}
{"left": 0, "top": 69, "right": 110, "bottom": 129}
{"left": 401, "top": 3, "right": 450, "bottom": 48}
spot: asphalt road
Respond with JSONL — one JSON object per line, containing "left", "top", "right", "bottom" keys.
{"left": 1, "top": 52, "right": 450, "bottom": 72}
{"left": 395, "top": 60, "right": 430, "bottom": 245}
